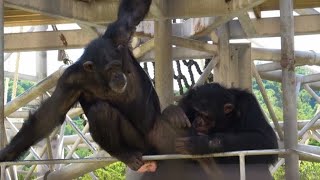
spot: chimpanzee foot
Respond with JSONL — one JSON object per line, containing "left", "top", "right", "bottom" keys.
{"left": 162, "top": 104, "right": 191, "bottom": 128}
{"left": 115, "top": 152, "right": 144, "bottom": 171}
{"left": 137, "top": 161, "right": 157, "bottom": 173}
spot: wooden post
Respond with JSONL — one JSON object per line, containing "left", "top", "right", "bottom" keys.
{"left": 230, "top": 43, "right": 252, "bottom": 91}
{"left": 280, "top": 0, "right": 299, "bottom": 179}
{"left": 154, "top": 19, "right": 173, "bottom": 110}
{"left": 214, "top": 24, "right": 237, "bottom": 88}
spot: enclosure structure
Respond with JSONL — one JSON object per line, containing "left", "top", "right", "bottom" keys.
{"left": 1, "top": 0, "right": 320, "bottom": 179}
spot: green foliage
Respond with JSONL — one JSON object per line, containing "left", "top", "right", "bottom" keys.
{"left": 75, "top": 148, "right": 92, "bottom": 158}
{"left": 64, "top": 118, "right": 86, "bottom": 135}
{"left": 274, "top": 161, "right": 320, "bottom": 180}
{"left": 6, "top": 79, "right": 35, "bottom": 102}
{"left": 79, "top": 162, "right": 126, "bottom": 180}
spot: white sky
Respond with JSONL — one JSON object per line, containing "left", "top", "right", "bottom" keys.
{"left": 4, "top": 10, "right": 320, "bottom": 90}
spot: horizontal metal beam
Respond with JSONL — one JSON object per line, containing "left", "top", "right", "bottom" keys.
{"left": 5, "top": 0, "right": 265, "bottom": 25}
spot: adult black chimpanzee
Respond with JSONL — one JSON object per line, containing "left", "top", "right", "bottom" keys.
{"left": 0, "top": 0, "right": 173, "bottom": 172}
{"left": 127, "top": 83, "right": 278, "bottom": 180}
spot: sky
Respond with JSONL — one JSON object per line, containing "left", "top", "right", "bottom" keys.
{"left": 3, "top": 9, "right": 320, "bottom": 90}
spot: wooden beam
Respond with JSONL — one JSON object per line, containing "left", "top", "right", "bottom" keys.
{"left": 172, "top": 36, "right": 217, "bottom": 54}
{"left": 4, "top": 67, "right": 66, "bottom": 116}
{"left": 5, "top": 0, "right": 266, "bottom": 25}
{"left": 232, "top": 44, "right": 252, "bottom": 91}
{"left": 139, "top": 47, "right": 212, "bottom": 62}
{"left": 259, "top": 0, "right": 320, "bottom": 11}
{"left": 154, "top": 18, "right": 173, "bottom": 110}
{"left": 253, "top": 7, "right": 261, "bottom": 18}
{"left": 238, "top": 12, "right": 257, "bottom": 37}
{"left": 229, "top": 14, "right": 320, "bottom": 39}
{"left": 167, "top": 0, "right": 266, "bottom": 19}
{"left": 4, "top": 30, "right": 96, "bottom": 52}
{"left": 4, "top": 14, "right": 320, "bottom": 52}
{"left": 294, "top": 8, "right": 319, "bottom": 15}
{"left": 214, "top": 24, "right": 232, "bottom": 87}
{"left": 4, "top": 71, "right": 37, "bottom": 81}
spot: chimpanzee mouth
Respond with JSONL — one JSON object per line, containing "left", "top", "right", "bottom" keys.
{"left": 108, "top": 72, "right": 128, "bottom": 94}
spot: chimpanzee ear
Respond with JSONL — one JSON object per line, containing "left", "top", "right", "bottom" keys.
{"left": 224, "top": 103, "right": 234, "bottom": 114}
{"left": 83, "top": 61, "right": 95, "bottom": 72}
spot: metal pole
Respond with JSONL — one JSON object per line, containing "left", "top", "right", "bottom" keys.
{"left": 280, "top": 0, "right": 299, "bottom": 179}
{"left": 0, "top": 0, "right": 4, "bottom": 149}
{"left": 0, "top": 1, "right": 5, "bottom": 179}
{"left": 239, "top": 154, "right": 246, "bottom": 180}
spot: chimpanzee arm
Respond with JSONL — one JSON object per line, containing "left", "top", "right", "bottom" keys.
{"left": 104, "top": 0, "right": 152, "bottom": 45}
{"left": 176, "top": 130, "right": 276, "bottom": 154}
{"left": 162, "top": 105, "right": 191, "bottom": 128}
{"left": 0, "top": 66, "right": 81, "bottom": 161}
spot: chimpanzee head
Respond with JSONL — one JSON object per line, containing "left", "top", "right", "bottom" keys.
{"left": 77, "top": 19, "right": 137, "bottom": 99}
{"left": 182, "top": 83, "right": 238, "bottom": 133}
{"left": 75, "top": 0, "right": 151, "bottom": 100}
{"left": 79, "top": 37, "right": 131, "bottom": 99}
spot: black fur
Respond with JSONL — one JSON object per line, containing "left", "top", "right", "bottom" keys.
{"left": 0, "top": 0, "right": 159, "bottom": 171}
{"left": 177, "top": 83, "right": 279, "bottom": 164}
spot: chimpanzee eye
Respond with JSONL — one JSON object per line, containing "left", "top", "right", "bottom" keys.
{"left": 105, "top": 61, "right": 122, "bottom": 71}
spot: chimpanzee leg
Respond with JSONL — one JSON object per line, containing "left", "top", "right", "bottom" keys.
{"left": 0, "top": 67, "right": 81, "bottom": 162}
{"left": 84, "top": 100, "right": 147, "bottom": 171}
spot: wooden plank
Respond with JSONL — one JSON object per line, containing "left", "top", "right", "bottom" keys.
{"left": 5, "top": 0, "right": 266, "bottom": 25}
{"left": 259, "top": 0, "right": 320, "bottom": 11}
{"left": 154, "top": 19, "right": 173, "bottom": 110}
{"left": 229, "top": 15, "right": 320, "bottom": 39}
{"left": 4, "top": 30, "right": 95, "bottom": 52}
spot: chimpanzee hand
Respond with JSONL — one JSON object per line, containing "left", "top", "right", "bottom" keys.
{"left": 175, "top": 135, "right": 224, "bottom": 154}
{"left": 162, "top": 104, "right": 191, "bottom": 128}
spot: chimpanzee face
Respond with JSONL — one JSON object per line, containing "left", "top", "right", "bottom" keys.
{"left": 80, "top": 37, "right": 129, "bottom": 99}
{"left": 186, "top": 84, "right": 236, "bottom": 133}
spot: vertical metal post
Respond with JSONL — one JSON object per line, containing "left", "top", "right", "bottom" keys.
{"left": 0, "top": 0, "right": 5, "bottom": 179}
{"left": 239, "top": 154, "right": 246, "bottom": 180}
{"left": 0, "top": 0, "right": 4, "bottom": 149}
{"left": 280, "top": 0, "right": 299, "bottom": 179}
{"left": 154, "top": 18, "right": 173, "bottom": 110}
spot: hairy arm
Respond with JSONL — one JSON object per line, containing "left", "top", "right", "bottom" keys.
{"left": 0, "top": 66, "right": 81, "bottom": 161}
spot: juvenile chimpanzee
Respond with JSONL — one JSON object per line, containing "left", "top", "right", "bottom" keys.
{"left": 128, "top": 83, "right": 278, "bottom": 180}
{"left": 176, "top": 83, "right": 278, "bottom": 163}
{"left": 0, "top": 0, "right": 164, "bottom": 172}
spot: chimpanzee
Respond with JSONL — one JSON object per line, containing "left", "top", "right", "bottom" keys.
{"left": 0, "top": 0, "right": 165, "bottom": 172}
{"left": 127, "top": 83, "right": 278, "bottom": 180}
{"left": 176, "top": 83, "right": 278, "bottom": 163}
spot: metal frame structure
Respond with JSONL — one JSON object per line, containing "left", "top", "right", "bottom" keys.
{"left": 1, "top": 0, "right": 320, "bottom": 179}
